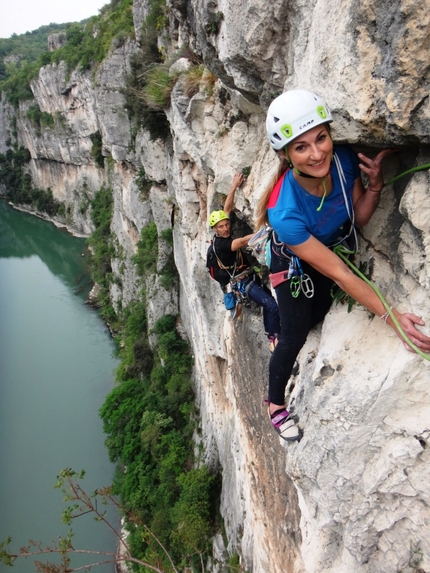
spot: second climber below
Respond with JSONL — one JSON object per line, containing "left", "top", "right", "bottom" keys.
{"left": 209, "top": 173, "right": 281, "bottom": 350}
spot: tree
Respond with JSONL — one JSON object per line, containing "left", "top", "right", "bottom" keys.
{"left": 0, "top": 468, "right": 182, "bottom": 573}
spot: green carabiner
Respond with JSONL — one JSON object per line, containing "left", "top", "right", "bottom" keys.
{"left": 290, "top": 276, "right": 301, "bottom": 298}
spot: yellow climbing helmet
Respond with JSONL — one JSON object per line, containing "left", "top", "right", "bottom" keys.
{"left": 209, "top": 210, "right": 229, "bottom": 228}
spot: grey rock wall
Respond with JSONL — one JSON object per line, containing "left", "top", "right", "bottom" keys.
{"left": 1, "top": 0, "right": 430, "bottom": 571}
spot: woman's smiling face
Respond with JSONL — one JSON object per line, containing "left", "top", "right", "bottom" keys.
{"left": 286, "top": 124, "right": 333, "bottom": 177}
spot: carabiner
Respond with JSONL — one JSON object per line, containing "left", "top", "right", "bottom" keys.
{"left": 300, "top": 274, "right": 314, "bottom": 298}
{"left": 290, "top": 276, "right": 301, "bottom": 298}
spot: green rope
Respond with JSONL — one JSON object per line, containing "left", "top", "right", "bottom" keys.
{"left": 382, "top": 162, "right": 430, "bottom": 188}
{"left": 333, "top": 245, "right": 430, "bottom": 361}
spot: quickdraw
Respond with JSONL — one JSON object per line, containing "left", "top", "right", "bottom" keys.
{"left": 289, "top": 256, "right": 314, "bottom": 298}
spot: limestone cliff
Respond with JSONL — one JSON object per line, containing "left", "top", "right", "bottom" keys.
{"left": 1, "top": 0, "right": 430, "bottom": 571}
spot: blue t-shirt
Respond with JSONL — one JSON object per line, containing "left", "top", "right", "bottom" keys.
{"left": 267, "top": 145, "right": 360, "bottom": 247}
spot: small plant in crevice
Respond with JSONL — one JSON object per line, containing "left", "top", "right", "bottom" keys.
{"left": 124, "top": 54, "right": 171, "bottom": 142}
{"left": 90, "top": 130, "right": 105, "bottom": 168}
{"left": 205, "top": 11, "right": 224, "bottom": 35}
{"left": 141, "top": 66, "right": 180, "bottom": 110}
{"left": 396, "top": 540, "right": 425, "bottom": 573}
{"left": 227, "top": 552, "right": 250, "bottom": 573}
{"left": 159, "top": 251, "right": 178, "bottom": 290}
{"left": 200, "top": 67, "right": 218, "bottom": 95}
{"left": 161, "top": 227, "right": 173, "bottom": 245}
{"left": 53, "top": 110, "right": 69, "bottom": 130}
{"left": 182, "top": 64, "right": 218, "bottom": 99}
{"left": 78, "top": 184, "right": 91, "bottom": 215}
{"left": 182, "top": 64, "right": 205, "bottom": 98}
{"left": 124, "top": 0, "right": 172, "bottom": 142}
{"left": 215, "top": 126, "right": 230, "bottom": 138}
{"left": 229, "top": 109, "right": 245, "bottom": 128}
{"left": 135, "top": 166, "right": 153, "bottom": 200}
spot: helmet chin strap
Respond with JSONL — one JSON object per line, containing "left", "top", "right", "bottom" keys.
{"left": 292, "top": 167, "right": 319, "bottom": 179}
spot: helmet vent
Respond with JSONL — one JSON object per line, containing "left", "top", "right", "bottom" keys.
{"left": 273, "top": 116, "right": 280, "bottom": 123}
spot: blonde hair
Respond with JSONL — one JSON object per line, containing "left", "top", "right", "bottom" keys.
{"left": 255, "top": 155, "right": 289, "bottom": 229}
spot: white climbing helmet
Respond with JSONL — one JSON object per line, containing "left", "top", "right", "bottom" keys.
{"left": 266, "top": 89, "right": 333, "bottom": 151}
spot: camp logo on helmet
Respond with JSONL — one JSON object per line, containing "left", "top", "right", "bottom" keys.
{"left": 299, "top": 119, "right": 315, "bottom": 131}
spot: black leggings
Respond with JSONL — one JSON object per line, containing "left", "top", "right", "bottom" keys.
{"left": 268, "top": 264, "right": 334, "bottom": 405}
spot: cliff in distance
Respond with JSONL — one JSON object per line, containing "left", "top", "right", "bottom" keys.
{"left": 1, "top": 0, "right": 430, "bottom": 571}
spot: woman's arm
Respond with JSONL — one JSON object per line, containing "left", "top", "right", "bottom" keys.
{"left": 291, "top": 236, "right": 430, "bottom": 352}
{"left": 352, "top": 149, "right": 396, "bottom": 226}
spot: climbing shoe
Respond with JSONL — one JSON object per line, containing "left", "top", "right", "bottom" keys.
{"left": 269, "top": 407, "right": 302, "bottom": 442}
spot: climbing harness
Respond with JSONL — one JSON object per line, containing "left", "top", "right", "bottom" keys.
{"left": 210, "top": 241, "right": 256, "bottom": 318}
{"left": 334, "top": 244, "right": 430, "bottom": 361}
{"left": 249, "top": 152, "right": 357, "bottom": 299}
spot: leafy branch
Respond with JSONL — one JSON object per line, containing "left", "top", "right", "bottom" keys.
{"left": 0, "top": 468, "right": 180, "bottom": 573}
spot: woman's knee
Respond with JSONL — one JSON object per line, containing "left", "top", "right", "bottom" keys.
{"left": 276, "top": 333, "right": 307, "bottom": 354}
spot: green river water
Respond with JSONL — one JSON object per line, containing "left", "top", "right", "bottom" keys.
{"left": 0, "top": 200, "right": 119, "bottom": 572}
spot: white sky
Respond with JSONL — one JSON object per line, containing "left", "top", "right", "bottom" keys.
{"left": 0, "top": 0, "right": 109, "bottom": 38}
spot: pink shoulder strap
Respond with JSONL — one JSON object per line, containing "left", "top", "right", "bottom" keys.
{"left": 267, "top": 170, "right": 289, "bottom": 209}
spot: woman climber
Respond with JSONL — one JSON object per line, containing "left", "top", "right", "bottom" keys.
{"left": 255, "top": 89, "right": 430, "bottom": 442}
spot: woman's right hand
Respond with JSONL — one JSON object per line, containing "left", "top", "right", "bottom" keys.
{"left": 357, "top": 148, "right": 397, "bottom": 191}
{"left": 389, "top": 311, "right": 430, "bottom": 354}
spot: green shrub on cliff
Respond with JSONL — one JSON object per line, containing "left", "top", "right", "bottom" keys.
{"left": 100, "top": 311, "right": 219, "bottom": 571}
{"left": 49, "top": 0, "right": 135, "bottom": 74}
{"left": 132, "top": 222, "right": 178, "bottom": 289}
{"left": 26, "top": 103, "right": 55, "bottom": 134}
{"left": 90, "top": 130, "right": 105, "bottom": 168}
{"left": 0, "top": 146, "right": 32, "bottom": 202}
{"left": 141, "top": 66, "right": 180, "bottom": 109}
{"left": 0, "top": 24, "right": 68, "bottom": 104}
{"left": 123, "top": 0, "right": 172, "bottom": 141}
{"left": 124, "top": 55, "right": 171, "bottom": 142}
{"left": 0, "top": 0, "right": 135, "bottom": 105}
{"left": 0, "top": 145, "right": 63, "bottom": 216}
{"left": 87, "top": 185, "right": 118, "bottom": 325}
{"left": 90, "top": 211, "right": 218, "bottom": 569}
{"left": 132, "top": 221, "right": 158, "bottom": 276}
{"left": 135, "top": 166, "right": 153, "bottom": 200}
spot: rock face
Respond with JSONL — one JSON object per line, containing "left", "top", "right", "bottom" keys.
{"left": 1, "top": 0, "right": 430, "bottom": 571}
{"left": 47, "top": 33, "right": 67, "bottom": 51}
